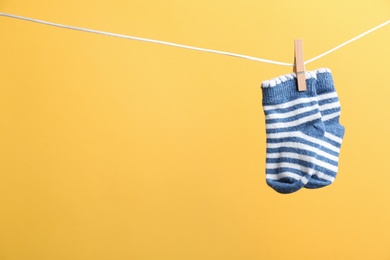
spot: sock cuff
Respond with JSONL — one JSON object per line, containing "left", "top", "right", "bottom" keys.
{"left": 261, "top": 71, "right": 317, "bottom": 105}
{"left": 315, "top": 68, "right": 336, "bottom": 95}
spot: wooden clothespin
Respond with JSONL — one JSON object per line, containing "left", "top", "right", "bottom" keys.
{"left": 293, "top": 39, "right": 306, "bottom": 91}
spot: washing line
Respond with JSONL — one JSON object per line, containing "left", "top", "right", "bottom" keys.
{"left": 0, "top": 12, "right": 389, "bottom": 66}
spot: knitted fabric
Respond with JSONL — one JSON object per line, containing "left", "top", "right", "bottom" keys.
{"left": 304, "top": 69, "right": 345, "bottom": 188}
{"left": 261, "top": 70, "right": 325, "bottom": 194}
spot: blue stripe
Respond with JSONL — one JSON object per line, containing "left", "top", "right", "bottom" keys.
{"left": 313, "top": 165, "right": 337, "bottom": 177}
{"left": 323, "top": 136, "right": 342, "bottom": 148}
{"left": 321, "top": 107, "right": 340, "bottom": 117}
{"left": 316, "top": 154, "right": 338, "bottom": 166}
{"left": 320, "top": 143, "right": 339, "bottom": 157}
{"left": 318, "top": 97, "right": 338, "bottom": 105}
{"left": 266, "top": 176, "right": 300, "bottom": 183}
{"left": 311, "top": 173, "right": 334, "bottom": 181}
{"left": 266, "top": 157, "right": 315, "bottom": 169}
{"left": 267, "top": 147, "right": 318, "bottom": 158}
{"left": 304, "top": 177, "right": 331, "bottom": 188}
{"left": 266, "top": 120, "right": 323, "bottom": 134}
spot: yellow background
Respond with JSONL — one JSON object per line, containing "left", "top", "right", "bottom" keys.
{"left": 1, "top": 1, "right": 390, "bottom": 259}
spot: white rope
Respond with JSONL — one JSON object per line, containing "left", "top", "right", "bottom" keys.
{"left": 0, "top": 12, "right": 389, "bottom": 66}
{"left": 0, "top": 12, "right": 292, "bottom": 66}
{"left": 305, "top": 19, "right": 390, "bottom": 64}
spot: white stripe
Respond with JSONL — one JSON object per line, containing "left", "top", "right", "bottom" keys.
{"left": 314, "top": 159, "right": 338, "bottom": 173}
{"left": 266, "top": 172, "right": 311, "bottom": 184}
{"left": 267, "top": 131, "right": 340, "bottom": 153}
{"left": 267, "top": 142, "right": 338, "bottom": 162}
{"left": 317, "top": 68, "right": 332, "bottom": 74}
{"left": 267, "top": 152, "right": 338, "bottom": 172}
{"left": 302, "top": 176, "right": 310, "bottom": 185}
{"left": 266, "top": 172, "right": 302, "bottom": 181}
{"left": 266, "top": 113, "right": 321, "bottom": 129}
{"left": 266, "top": 161, "right": 312, "bottom": 172}
{"left": 324, "top": 132, "right": 343, "bottom": 144}
{"left": 263, "top": 96, "right": 317, "bottom": 111}
{"left": 319, "top": 101, "right": 340, "bottom": 112}
{"left": 323, "top": 111, "right": 341, "bottom": 121}
{"left": 317, "top": 92, "right": 338, "bottom": 101}
{"left": 266, "top": 103, "right": 319, "bottom": 120}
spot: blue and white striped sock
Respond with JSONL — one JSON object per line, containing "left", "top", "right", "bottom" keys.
{"left": 304, "top": 69, "right": 345, "bottom": 188}
{"left": 261, "top": 71, "right": 325, "bottom": 194}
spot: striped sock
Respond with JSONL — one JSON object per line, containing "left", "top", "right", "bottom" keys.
{"left": 261, "top": 71, "right": 325, "bottom": 194}
{"left": 305, "top": 69, "right": 345, "bottom": 188}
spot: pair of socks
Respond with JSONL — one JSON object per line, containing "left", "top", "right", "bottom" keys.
{"left": 261, "top": 68, "right": 345, "bottom": 194}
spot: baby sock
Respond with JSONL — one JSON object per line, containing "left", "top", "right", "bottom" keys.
{"left": 261, "top": 71, "right": 325, "bottom": 194}
{"left": 305, "top": 69, "right": 345, "bottom": 188}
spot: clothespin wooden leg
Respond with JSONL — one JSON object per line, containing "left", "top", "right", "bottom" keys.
{"left": 294, "top": 39, "right": 306, "bottom": 91}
